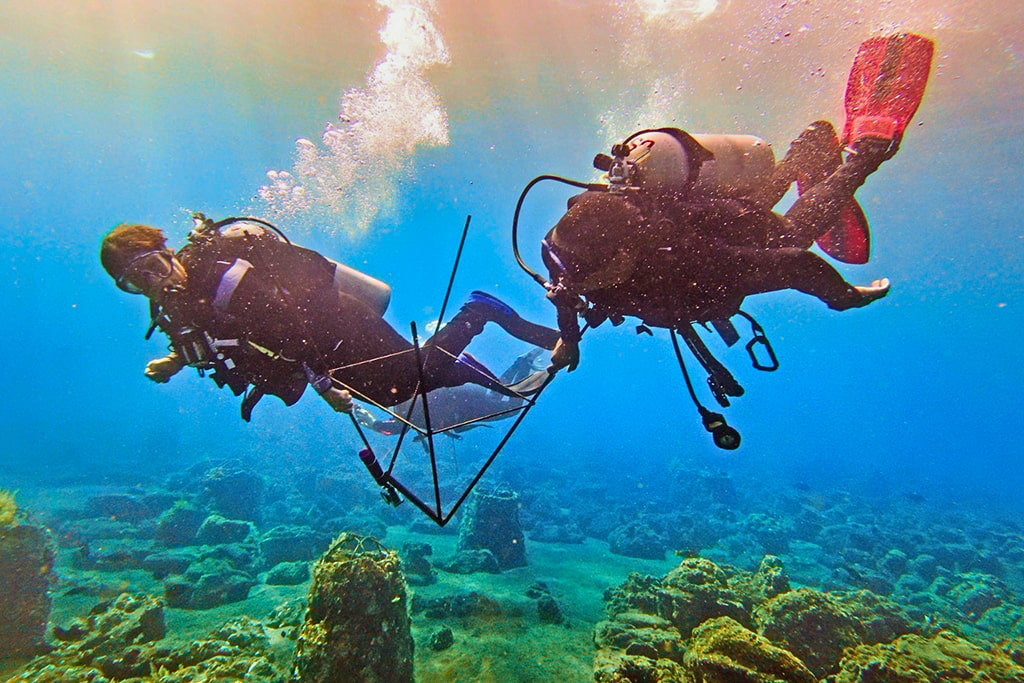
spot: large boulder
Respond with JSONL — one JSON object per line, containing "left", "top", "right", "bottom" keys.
{"left": 291, "top": 533, "right": 414, "bottom": 683}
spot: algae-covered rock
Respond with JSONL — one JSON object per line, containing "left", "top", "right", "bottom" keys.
{"left": 946, "top": 571, "right": 1011, "bottom": 619}
{"left": 683, "top": 616, "right": 816, "bottom": 683}
{"left": 0, "top": 521, "right": 58, "bottom": 657}
{"left": 156, "top": 500, "right": 206, "bottom": 547}
{"left": 199, "top": 465, "right": 264, "bottom": 522}
{"left": 456, "top": 488, "right": 527, "bottom": 569}
{"left": 752, "top": 587, "right": 916, "bottom": 678}
{"left": 603, "top": 559, "right": 750, "bottom": 641}
{"left": 594, "top": 612, "right": 685, "bottom": 663}
{"left": 291, "top": 532, "right": 413, "bottom": 683}
{"left": 753, "top": 588, "right": 860, "bottom": 677}
{"left": 593, "top": 652, "right": 688, "bottom": 683}
{"left": 18, "top": 604, "right": 288, "bottom": 683}
{"left": 608, "top": 519, "right": 668, "bottom": 560}
{"left": 832, "top": 630, "right": 1024, "bottom": 682}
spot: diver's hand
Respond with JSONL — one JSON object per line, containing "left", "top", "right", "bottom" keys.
{"left": 144, "top": 353, "right": 185, "bottom": 383}
{"left": 321, "top": 387, "right": 353, "bottom": 414}
{"left": 548, "top": 338, "right": 579, "bottom": 373}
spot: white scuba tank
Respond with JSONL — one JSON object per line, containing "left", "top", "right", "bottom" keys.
{"left": 327, "top": 260, "right": 391, "bottom": 317}
{"left": 621, "top": 129, "right": 775, "bottom": 198}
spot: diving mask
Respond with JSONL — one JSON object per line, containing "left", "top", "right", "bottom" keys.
{"left": 116, "top": 249, "right": 175, "bottom": 294}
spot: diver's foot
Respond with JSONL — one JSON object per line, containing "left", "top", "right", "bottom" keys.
{"left": 467, "top": 290, "right": 516, "bottom": 317}
{"left": 464, "top": 290, "right": 559, "bottom": 350}
{"left": 778, "top": 120, "right": 842, "bottom": 192}
{"left": 832, "top": 278, "right": 891, "bottom": 310}
{"left": 845, "top": 136, "right": 899, "bottom": 174}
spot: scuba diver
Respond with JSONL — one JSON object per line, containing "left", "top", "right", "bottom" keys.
{"left": 100, "top": 215, "right": 558, "bottom": 421}
{"left": 542, "top": 124, "right": 894, "bottom": 373}
{"left": 512, "top": 33, "right": 934, "bottom": 447}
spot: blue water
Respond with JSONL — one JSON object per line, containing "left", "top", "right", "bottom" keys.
{"left": 1, "top": 1, "right": 1024, "bottom": 677}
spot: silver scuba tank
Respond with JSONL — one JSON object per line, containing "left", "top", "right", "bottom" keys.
{"left": 327, "top": 260, "right": 391, "bottom": 317}
{"left": 620, "top": 128, "right": 775, "bottom": 198}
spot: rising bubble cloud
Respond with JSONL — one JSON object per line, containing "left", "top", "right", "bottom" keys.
{"left": 258, "top": 0, "right": 450, "bottom": 238}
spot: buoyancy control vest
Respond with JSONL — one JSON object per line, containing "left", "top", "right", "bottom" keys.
{"left": 152, "top": 214, "right": 393, "bottom": 420}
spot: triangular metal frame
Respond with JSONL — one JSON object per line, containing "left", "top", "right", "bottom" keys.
{"left": 338, "top": 216, "right": 555, "bottom": 526}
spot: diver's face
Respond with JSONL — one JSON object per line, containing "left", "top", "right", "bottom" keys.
{"left": 115, "top": 250, "right": 186, "bottom": 300}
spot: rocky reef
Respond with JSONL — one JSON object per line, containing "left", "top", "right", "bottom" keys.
{"left": 7, "top": 592, "right": 291, "bottom": 682}
{"left": 593, "top": 553, "right": 1024, "bottom": 683}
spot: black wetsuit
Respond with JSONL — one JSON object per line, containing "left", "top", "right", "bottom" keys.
{"left": 158, "top": 230, "right": 546, "bottom": 417}
{"left": 544, "top": 144, "right": 884, "bottom": 338}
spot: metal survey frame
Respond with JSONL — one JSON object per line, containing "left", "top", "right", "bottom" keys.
{"left": 343, "top": 215, "right": 555, "bottom": 526}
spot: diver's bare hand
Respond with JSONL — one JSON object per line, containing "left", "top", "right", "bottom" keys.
{"left": 322, "top": 387, "right": 353, "bottom": 414}
{"left": 548, "top": 338, "right": 580, "bottom": 373}
{"left": 144, "top": 353, "right": 184, "bottom": 383}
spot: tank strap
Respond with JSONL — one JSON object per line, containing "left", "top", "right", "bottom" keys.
{"left": 541, "top": 238, "right": 569, "bottom": 281}
{"left": 212, "top": 258, "right": 252, "bottom": 314}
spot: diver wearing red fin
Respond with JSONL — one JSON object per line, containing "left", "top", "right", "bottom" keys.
{"left": 807, "top": 33, "right": 935, "bottom": 263}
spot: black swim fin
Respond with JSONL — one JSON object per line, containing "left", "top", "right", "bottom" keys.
{"left": 842, "top": 33, "right": 935, "bottom": 146}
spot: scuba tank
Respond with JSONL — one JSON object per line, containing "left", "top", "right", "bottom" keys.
{"left": 191, "top": 214, "right": 392, "bottom": 317}
{"left": 601, "top": 128, "right": 776, "bottom": 198}
{"left": 328, "top": 260, "right": 391, "bottom": 318}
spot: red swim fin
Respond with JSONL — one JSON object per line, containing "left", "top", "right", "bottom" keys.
{"left": 816, "top": 200, "right": 870, "bottom": 264}
{"left": 842, "top": 33, "right": 935, "bottom": 145}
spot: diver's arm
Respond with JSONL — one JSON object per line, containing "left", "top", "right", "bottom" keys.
{"left": 144, "top": 350, "right": 185, "bottom": 383}
{"left": 546, "top": 286, "right": 582, "bottom": 372}
{"left": 303, "top": 363, "right": 353, "bottom": 413}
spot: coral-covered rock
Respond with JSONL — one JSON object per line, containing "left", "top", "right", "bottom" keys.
{"left": 0, "top": 522, "right": 57, "bottom": 657}
{"left": 605, "top": 558, "right": 749, "bottom": 639}
{"left": 456, "top": 488, "right": 527, "bottom": 569}
{"left": 683, "top": 616, "right": 816, "bottom": 683}
{"left": 608, "top": 520, "right": 667, "bottom": 560}
{"left": 832, "top": 631, "right": 1024, "bottom": 683}
{"left": 291, "top": 533, "right": 414, "bottom": 683}
{"left": 753, "top": 588, "right": 916, "bottom": 678}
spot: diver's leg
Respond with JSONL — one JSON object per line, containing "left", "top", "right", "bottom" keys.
{"left": 420, "top": 294, "right": 547, "bottom": 396}
{"left": 728, "top": 246, "right": 890, "bottom": 310}
{"left": 772, "top": 138, "right": 896, "bottom": 248}
{"left": 750, "top": 121, "right": 841, "bottom": 209}
{"left": 426, "top": 291, "right": 558, "bottom": 353}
